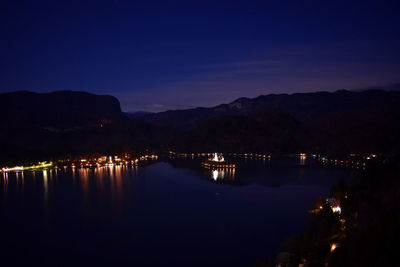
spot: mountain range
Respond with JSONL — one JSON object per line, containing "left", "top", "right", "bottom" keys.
{"left": 144, "top": 89, "right": 400, "bottom": 154}
{"left": 1, "top": 89, "right": 400, "bottom": 163}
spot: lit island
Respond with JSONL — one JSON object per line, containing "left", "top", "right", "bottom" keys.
{"left": 201, "top": 153, "right": 236, "bottom": 169}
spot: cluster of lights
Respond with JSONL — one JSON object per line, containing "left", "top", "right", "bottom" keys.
{"left": 1, "top": 162, "right": 53, "bottom": 173}
{"left": 318, "top": 155, "right": 367, "bottom": 169}
{"left": 60, "top": 154, "right": 158, "bottom": 169}
{"left": 326, "top": 197, "right": 342, "bottom": 214}
{"left": 2, "top": 154, "right": 159, "bottom": 173}
{"left": 169, "top": 152, "right": 215, "bottom": 158}
{"left": 212, "top": 153, "right": 224, "bottom": 162}
{"left": 168, "top": 151, "right": 272, "bottom": 160}
{"left": 202, "top": 153, "right": 236, "bottom": 169}
{"left": 331, "top": 206, "right": 342, "bottom": 214}
{"left": 202, "top": 162, "right": 236, "bottom": 168}
{"left": 317, "top": 153, "right": 380, "bottom": 169}
{"left": 234, "top": 153, "right": 271, "bottom": 159}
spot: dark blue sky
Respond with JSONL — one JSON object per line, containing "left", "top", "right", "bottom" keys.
{"left": 1, "top": 0, "right": 399, "bottom": 111}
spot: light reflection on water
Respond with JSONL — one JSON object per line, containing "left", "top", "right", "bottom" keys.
{"left": 43, "top": 170, "right": 48, "bottom": 199}
{"left": 0, "top": 157, "right": 342, "bottom": 204}
{"left": 210, "top": 168, "right": 235, "bottom": 181}
{"left": 74, "top": 165, "right": 134, "bottom": 210}
{"left": 300, "top": 155, "right": 306, "bottom": 166}
{"left": 2, "top": 172, "right": 7, "bottom": 194}
{"left": 0, "top": 165, "right": 140, "bottom": 210}
{"left": 0, "top": 160, "right": 352, "bottom": 266}
{"left": 0, "top": 165, "right": 145, "bottom": 211}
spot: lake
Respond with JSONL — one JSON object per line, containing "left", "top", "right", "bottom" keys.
{"left": 0, "top": 157, "right": 350, "bottom": 266}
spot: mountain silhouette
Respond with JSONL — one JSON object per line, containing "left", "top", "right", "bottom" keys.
{"left": 1, "top": 89, "right": 400, "bottom": 163}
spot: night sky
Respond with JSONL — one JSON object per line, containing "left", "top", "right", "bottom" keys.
{"left": 1, "top": 0, "right": 399, "bottom": 112}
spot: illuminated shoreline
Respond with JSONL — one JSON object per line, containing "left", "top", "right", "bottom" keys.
{"left": 1, "top": 154, "right": 159, "bottom": 173}
{"left": 1, "top": 162, "right": 53, "bottom": 173}
{"left": 1, "top": 151, "right": 378, "bottom": 173}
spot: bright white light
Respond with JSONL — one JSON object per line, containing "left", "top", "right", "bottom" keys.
{"left": 212, "top": 170, "right": 218, "bottom": 180}
{"left": 213, "top": 153, "right": 219, "bottom": 162}
{"left": 332, "top": 206, "right": 341, "bottom": 214}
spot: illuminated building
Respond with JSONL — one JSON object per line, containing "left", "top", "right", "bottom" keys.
{"left": 201, "top": 153, "right": 236, "bottom": 169}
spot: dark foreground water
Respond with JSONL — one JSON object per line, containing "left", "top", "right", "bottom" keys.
{"left": 0, "top": 158, "right": 350, "bottom": 266}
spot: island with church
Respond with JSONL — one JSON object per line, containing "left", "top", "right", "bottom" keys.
{"left": 201, "top": 153, "right": 236, "bottom": 169}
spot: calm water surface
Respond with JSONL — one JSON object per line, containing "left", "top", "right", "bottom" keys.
{"left": 0, "top": 158, "right": 350, "bottom": 266}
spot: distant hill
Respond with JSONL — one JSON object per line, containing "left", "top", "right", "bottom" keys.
{"left": 142, "top": 90, "right": 400, "bottom": 154}
{"left": 142, "top": 89, "right": 400, "bottom": 130}
{"left": 353, "top": 83, "right": 400, "bottom": 92}
{"left": 0, "top": 91, "right": 123, "bottom": 127}
{"left": 170, "top": 109, "right": 308, "bottom": 153}
{"left": 0, "top": 91, "right": 167, "bottom": 164}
